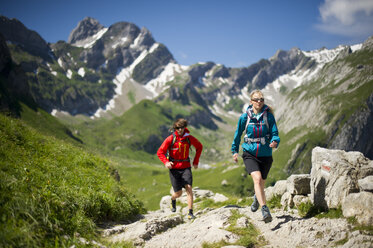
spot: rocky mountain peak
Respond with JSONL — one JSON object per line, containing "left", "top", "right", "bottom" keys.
{"left": 67, "top": 17, "right": 104, "bottom": 44}
{"left": 0, "top": 15, "right": 52, "bottom": 61}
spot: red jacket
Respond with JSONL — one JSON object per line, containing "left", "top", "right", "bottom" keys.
{"left": 157, "top": 128, "right": 203, "bottom": 169}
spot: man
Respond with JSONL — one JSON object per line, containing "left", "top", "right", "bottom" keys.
{"left": 157, "top": 118, "right": 203, "bottom": 219}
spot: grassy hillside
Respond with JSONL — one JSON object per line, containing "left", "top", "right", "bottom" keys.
{"left": 0, "top": 113, "right": 145, "bottom": 247}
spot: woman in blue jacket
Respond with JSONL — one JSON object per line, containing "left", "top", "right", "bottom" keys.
{"left": 231, "top": 89, "right": 280, "bottom": 223}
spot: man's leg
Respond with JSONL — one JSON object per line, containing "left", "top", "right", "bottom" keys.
{"left": 185, "top": 184, "right": 196, "bottom": 219}
{"left": 171, "top": 190, "right": 182, "bottom": 200}
{"left": 185, "top": 184, "right": 193, "bottom": 209}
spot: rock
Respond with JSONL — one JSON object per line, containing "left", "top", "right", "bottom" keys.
{"left": 358, "top": 175, "right": 373, "bottom": 192}
{"left": 68, "top": 17, "right": 105, "bottom": 45}
{"left": 342, "top": 191, "right": 373, "bottom": 226}
{"left": 108, "top": 213, "right": 183, "bottom": 246}
{"left": 293, "top": 195, "right": 309, "bottom": 208}
{"left": 265, "top": 180, "right": 287, "bottom": 201}
{"left": 212, "top": 193, "right": 229, "bottom": 203}
{"left": 143, "top": 207, "right": 239, "bottom": 248}
{"left": 235, "top": 217, "right": 248, "bottom": 228}
{"left": 310, "top": 147, "right": 372, "bottom": 209}
{"left": 221, "top": 179, "right": 229, "bottom": 186}
{"left": 287, "top": 174, "right": 310, "bottom": 195}
{"left": 281, "top": 192, "right": 294, "bottom": 209}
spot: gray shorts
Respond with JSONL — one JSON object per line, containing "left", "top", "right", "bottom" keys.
{"left": 169, "top": 167, "right": 192, "bottom": 192}
{"left": 242, "top": 151, "right": 273, "bottom": 180}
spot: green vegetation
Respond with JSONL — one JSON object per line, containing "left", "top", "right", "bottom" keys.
{"left": 267, "top": 194, "right": 282, "bottom": 209}
{"left": 8, "top": 43, "right": 116, "bottom": 115}
{"left": 0, "top": 113, "right": 145, "bottom": 247}
{"left": 72, "top": 99, "right": 172, "bottom": 162}
{"left": 223, "top": 97, "right": 244, "bottom": 112}
{"left": 19, "top": 103, "right": 83, "bottom": 145}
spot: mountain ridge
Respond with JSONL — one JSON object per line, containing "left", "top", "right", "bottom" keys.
{"left": 1, "top": 15, "right": 372, "bottom": 173}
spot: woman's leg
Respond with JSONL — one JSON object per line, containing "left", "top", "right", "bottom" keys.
{"left": 251, "top": 171, "right": 266, "bottom": 206}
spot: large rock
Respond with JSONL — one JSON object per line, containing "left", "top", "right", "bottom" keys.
{"left": 342, "top": 191, "right": 373, "bottom": 226}
{"left": 310, "top": 147, "right": 373, "bottom": 209}
{"left": 286, "top": 174, "right": 310, "bottom": 195}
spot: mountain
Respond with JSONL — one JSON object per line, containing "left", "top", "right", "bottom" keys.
{"left": 1, "top": 15, "right": 372, "bottom": 179}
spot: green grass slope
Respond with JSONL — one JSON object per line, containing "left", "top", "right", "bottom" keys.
{"left": 0, "top": 113, "right": 145, "bottom": 247}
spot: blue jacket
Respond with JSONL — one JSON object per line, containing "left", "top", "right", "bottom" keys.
{"left": 231, "top": 105, "right": 280, "bottom": 157}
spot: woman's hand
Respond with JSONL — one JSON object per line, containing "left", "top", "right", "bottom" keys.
{"left": 165, "top": 161, "right": 173, "bottom": 169}
{"left": 233, "top": 153, "right": 239, "bottom": 163}
{"left": 269, "top": 141, "right": 278, "bottom": 148}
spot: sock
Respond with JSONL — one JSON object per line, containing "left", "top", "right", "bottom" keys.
{"left": 172, "top": 199, "right": 176, "bottom": 208}
{"left": 189, "top": 209, "right": 193, "bottom": 215}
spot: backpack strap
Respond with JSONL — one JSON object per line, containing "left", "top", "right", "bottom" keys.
{"left": 167, "top": 133, "right": 191, "bottom": 161}
{"left": 244, "top": 108, "right": 271, "bottom": 143}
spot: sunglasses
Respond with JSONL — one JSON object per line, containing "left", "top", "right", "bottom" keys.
{"left": 175, "top": 126, "right": 185, "bottom": 130}
{"left": 251, "top": 98, "right": 264, "bottom": 102}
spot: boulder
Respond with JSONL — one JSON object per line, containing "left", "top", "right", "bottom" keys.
{"left": 281, "top": 192, "right": 293, "bottom": 209}
{"left": 342, "top": 191, "right": 373, "bottom": 226}
{"left": 310, "top": 147, "right": 372, "bottom": 209}
{"left": 287, "top": 174, "right": 310, "bottom": 195}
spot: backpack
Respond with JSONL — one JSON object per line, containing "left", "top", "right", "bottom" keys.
{"left": 167, "top": 133, "right": 191, "bottom": 162}
{"left": 244, "top": 108, "right": 271, "bottom": 144}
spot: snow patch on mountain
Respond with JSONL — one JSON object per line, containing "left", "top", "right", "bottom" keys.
{"left": 144, "top": 63, "right": 188, "bottom": 97}
{"left": 72, "top": 27, "right": 108, "bottom": 49}
{"left": 78, "top": 67, "right": 85, "bottom": 77}
{"left": 302, "top": 46, "right": 345, "bottom": 64}
{"left": 91, "top": 43, "right": 162, "bottom": 118}
{"left": 112, "top": 37, "right": 128, "bottom": 49}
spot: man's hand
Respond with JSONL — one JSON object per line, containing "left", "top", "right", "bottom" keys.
{"left": 269, "top": 141, "right": 278, "bottom": 148}
{"left": 165, "top": 161, "right": 173, "bottom": 169}
{"left": 232, "top": 153, "right": 239, "bottom": 163}
{"left": 193, "top": 163, "right": 198, "bottom": 169}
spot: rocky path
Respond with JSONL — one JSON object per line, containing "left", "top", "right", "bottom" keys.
{"left": 102, "top": 203, "right": 372, "bottom": 248}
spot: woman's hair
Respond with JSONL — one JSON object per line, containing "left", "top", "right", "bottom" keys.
{"left": 250, "top": 89, "right": 274, "bottom": 114}
{"left": 173, "top": 118, "right": 188, "bottom": 130}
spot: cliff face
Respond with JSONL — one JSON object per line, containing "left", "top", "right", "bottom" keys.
{"left": 330, "top": 92, "right": 373, "bottom": 159}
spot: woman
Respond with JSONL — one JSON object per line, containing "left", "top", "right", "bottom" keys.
{"left": 157, "top": 118, "right": 203, "bottom": 219}
{"left": 231, "top": 90, "right": 280, "bottom": 223}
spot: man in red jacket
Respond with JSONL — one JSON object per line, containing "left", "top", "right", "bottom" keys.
{"left": 157, "top": 118, "right": 203, "bottom": 219}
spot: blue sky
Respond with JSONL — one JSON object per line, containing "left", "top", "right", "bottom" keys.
{"left": 1, "top": 0, "right": 373, "bottom": 67}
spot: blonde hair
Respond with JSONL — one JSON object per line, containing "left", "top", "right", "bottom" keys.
{"left": 250, "top": 89, "right": 274, "bottom": 114}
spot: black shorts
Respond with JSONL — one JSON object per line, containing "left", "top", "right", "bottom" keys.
{"left": 169, "top": 167, "right": 193, "bottom": 192}
{"left": 242, "top": 151, "right": 273, "bottom": 180}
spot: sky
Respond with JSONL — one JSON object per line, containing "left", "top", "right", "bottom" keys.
{"left": 1, "top": 0, "right": 373, "bottom": 67}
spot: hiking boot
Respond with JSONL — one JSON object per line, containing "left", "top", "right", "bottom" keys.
{"left": 170, "top": 200, "right": 176, "bottom": 212}
{"left": 261, "top": 205, "right": 272, "bottom": 223}
{"left": 187, "top": 213, "right": 196, "bottom": 220}
{"left": 251, "top": 194, "right": 259, "bottom": 212}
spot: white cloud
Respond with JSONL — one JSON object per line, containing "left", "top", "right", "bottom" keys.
{"left": 316, "top": 0, "right": 373, "bottom": 36}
